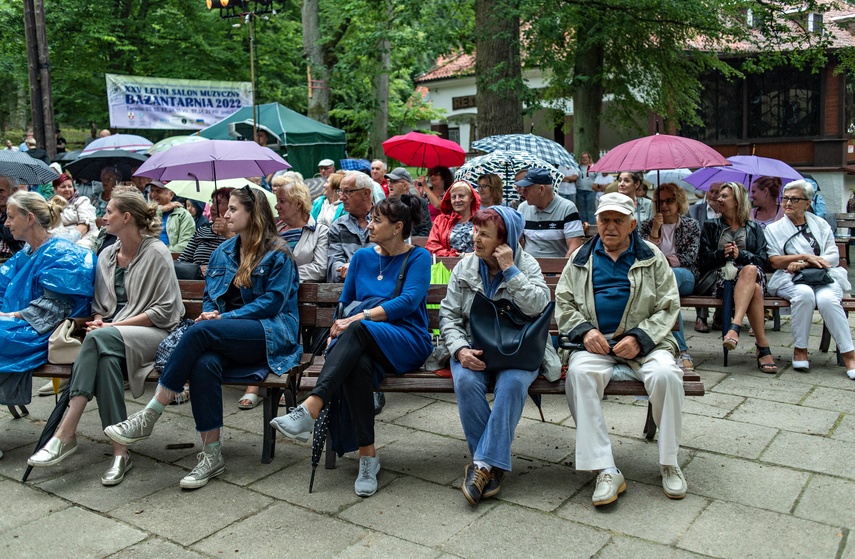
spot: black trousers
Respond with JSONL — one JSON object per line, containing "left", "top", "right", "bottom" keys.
{"left": 311, "top": 322, "right": 392, "bottom": 447}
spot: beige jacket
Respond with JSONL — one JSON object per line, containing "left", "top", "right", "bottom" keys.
{"left": 93, "top": 236, "right": 184, "bottom": 397}
{"left": 555, "top": 233, "right": 679, "bottom": 368}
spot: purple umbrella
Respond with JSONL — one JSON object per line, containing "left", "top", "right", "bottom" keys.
{"left": 685, "top": 155, "right": 802, "bottom": 191}
{"left": 134, "top": 140, "right": 290, "bottom": 183}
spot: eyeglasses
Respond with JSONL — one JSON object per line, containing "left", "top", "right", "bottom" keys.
{"left": 659, "top": 197, "right": 677, "bottom": 205}
{"left": 242, "top": 184, "right": 256, "bottom": 204}
{"left": 782, "top": 196, "right": 808, "bottom": 204}
{"left": 336, "top": 187, "right": 366, "bottom": 197}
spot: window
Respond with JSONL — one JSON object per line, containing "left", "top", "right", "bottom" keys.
{"left": 447, "top": 127, "right": 460, "bottom": 145}
{"left": 747, "top": 66, "right": 820, "bottom": 138}
{"left": 683, "top": 72, "right": 743, "bottom": 142}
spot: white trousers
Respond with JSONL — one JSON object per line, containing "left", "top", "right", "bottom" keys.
{"left": 774, "top": 280, "right": 854, "bottom": 354}
{"left": 565, "top": 349, "right": 684, "bottom": 471}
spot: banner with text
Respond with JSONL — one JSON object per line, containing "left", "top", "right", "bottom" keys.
{"left": 106, "top": 74, "right": 253, "bottom": 130}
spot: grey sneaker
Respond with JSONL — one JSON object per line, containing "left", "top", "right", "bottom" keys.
{"left": 104, "top": 408, "right": 160, "bottom": 445}
{"left": 269, "top": 404, "right": 315, "bottom": 443}
{"left": 180, "top": 445, "right": 225, "bottom": 489}
{"left": 660, "top": 465, "right": 687, "bottom": 499}
{"left": 354, "top": 454, "right": 381, "bottom": 497}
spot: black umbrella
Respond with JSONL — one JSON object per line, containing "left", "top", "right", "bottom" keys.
{"left": 309, "top": 406, "right": 331, "bottom": 493}
{"left": 0, "top": 150, "right": 59, "bottom": 185}
{"left": 65, "top": 149, "right": 148, "bottom": 182}
{"left": 22, "top": 383, "right": 70, "bottom": 482}
{"left": 52, "top": 149, "right": 81, "bottom": 165}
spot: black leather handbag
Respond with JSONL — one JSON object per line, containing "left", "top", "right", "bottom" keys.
{"left": 469, "top": 292, "right": 554, "bottom": 372}
{"left": 792, "top": 268, "right": 833, "bottom": 286}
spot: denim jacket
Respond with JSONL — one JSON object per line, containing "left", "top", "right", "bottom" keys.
{"left": 203, "top": 236, "right": 301, "bottom": 376}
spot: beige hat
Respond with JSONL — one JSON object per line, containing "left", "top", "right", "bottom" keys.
{"left": 318, "top": 159, "right": 334, "bottom": 167}
{"left": 596, "top": 192, "right": 635, "bottom": 216}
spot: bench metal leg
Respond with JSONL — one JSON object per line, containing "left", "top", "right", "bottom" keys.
{"left": 772, "top": 308, "right": 781, "bottom": 332}
{"left": 643, "top": 402, "right": 656, "bottom": 440}
{"left": 723, "top": 347, "right": 729, "bottom": 367}
{"left": 6, "top": 405, "right": 29, "bottom": 419}
{"left": 261, "top": 386, "right": 280, "bottom": 464}
{"left": 820, "top": 324, "right": 831, "bottom": 353}
{"left": 324, "top": 433, "right": 336, "bottom": 469}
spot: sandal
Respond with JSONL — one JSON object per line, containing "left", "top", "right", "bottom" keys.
{"left": 722, "top": 323, "right": 741, "bottom": 350}
{"left": 756, "top": 345, "right": 778, "bottom": 374}
{"left": 169, "top": 385, "right": 191, "bottom": 405}
{"left": 238, "top": 393, "right": 263, "bottom": 410}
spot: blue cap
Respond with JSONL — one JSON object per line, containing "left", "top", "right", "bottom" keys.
{"left": 515, "top": 168, "right": 553, "bottom": 187}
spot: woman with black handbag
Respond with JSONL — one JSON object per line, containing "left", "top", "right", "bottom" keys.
{"left": 270, "top": 195, "right": 431, "bottom": 497}
{"left": 439, "top": 206, "right": 560, "bottom": 506}
{"left": 765, "top": 180, "right": 855, "bottom": 378}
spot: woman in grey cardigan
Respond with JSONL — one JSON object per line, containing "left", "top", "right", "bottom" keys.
{"left": 28, "top": 191, "right": 183, "bottom": 486}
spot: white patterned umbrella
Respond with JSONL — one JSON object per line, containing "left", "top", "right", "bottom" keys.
{"left": 455, "top": 150, "right": 563, "bottom": 205}
{"left": 472, "top": 134, "right": 578, "bottom": 170}
{"left": 80, "top": 134, "right": 153, "bottom": 155}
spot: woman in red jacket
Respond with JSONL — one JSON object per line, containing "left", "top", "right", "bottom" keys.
{"left": 425, "top": 180, "right": 481, "bottom": 257}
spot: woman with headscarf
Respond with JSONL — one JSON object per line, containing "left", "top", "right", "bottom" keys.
{"left": 440, "top": 206, "right": 560, "bottom": 505}
{"left": 425, "top": 180, "right": 481, "bottom": 257}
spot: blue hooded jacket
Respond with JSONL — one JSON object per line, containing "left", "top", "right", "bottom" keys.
{"left": 478, "top": 205, "right": 525, "bottom": 297}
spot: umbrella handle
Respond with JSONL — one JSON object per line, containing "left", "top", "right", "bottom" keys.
{"left": 188, "top": 172, "right": 200, "bottom": 193}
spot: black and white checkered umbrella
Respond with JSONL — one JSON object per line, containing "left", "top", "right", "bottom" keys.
{"left": 472, "top": 134, "right": 578, "bottom": 170}
{"left": 454, "top": 150, "right": 563, "bottom": 205}
{"left": 0, "top": 150, "right": 59, "bottom": 185}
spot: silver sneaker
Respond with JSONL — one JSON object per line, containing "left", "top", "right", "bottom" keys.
{"left": 592, "top": 470, "right": 626, "bottom": 506}
{"left": 180, "top": 445, "right": 225, "bottom": 489}
{"left": 354, "top": 454, "right": 381, "bottom": 497}
{"left": 101, "top": 454, "right": 133, "bottom": 486}
{"left": 660, "top": 465, "right": 687, "bottom": 499}
{"left": 104, "top": 408, "right": 160, "bottom": 445}
{"left": 269, "top": 404, "right": 315, "bottom": 443}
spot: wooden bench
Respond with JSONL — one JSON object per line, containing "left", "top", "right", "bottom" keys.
{"left": 295, "top": 282, "right": 705, "bottom": 468}
{"left": 18, "top": 279, "right": 329, "bottom": 464}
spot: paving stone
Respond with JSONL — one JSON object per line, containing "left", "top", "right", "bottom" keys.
{"left": 681, "top": 390, "right": 744, "bottom": 419}
{"left": 680, "top": 413, "right": 778, "bottom": 459}
{"left": 520, "top": 393, "right": 572, "bottom": 424}
{"left": 728, "top": 398, "right": 840, "bottom": 435}
{"left": 783, "top": 370, "right": 855, "bottom": 392}
{"left": 111, "top": 480, "right": 273, "bottom": 546}
{"left": 831, "top": 414, "right": 855, "bottom": 443}
{"left": 0, "top": 479, "right": 70, "bottom": 534}
{"left": 393, "top": 400, "right": 466, "bottom": 440}
{"left": 678, "top": 500, "right": 843, "bottom": 558}
{"left": 687, "top": 370, "right": 728, "bottom": 391}
{"left": 0, "top": 413, "right": 43, "bottom": 451}
{"left": 844, "top": 532, "right": 855, "bottom": 559}
{"left": 251, "top": 456, "right": 398, "bottom": 514}
{"left": 597, "top": 536, "right": 708, "bottom": 559}
{"left": 115, "top": 537, "right": 210, "bottom": 559}
{"left": 762, "top": 431, "right": 855, "bottom": 481}
{"left": 37, "top": 453, "right": 188, "bottom": 512}
{"left": 681, "top": 452, "right": 809, "bottom": 514}
{"left": 380, "top": 429, "right": 470, "bottom": 485}
{"left": 336, "top": 532, "right": 441, "bottom": 559}
{"left": 802, "top": 386, "right": 855, "bottom": 414}
{"left": 375, "top": 392, "right": 436, "bottom": 422}
{"left": 338, "top": 476, "right": 495, "bottom": 547}
{"left": 0, "top": 506, "right": 145, "bottom": 557}
{"left": 494, "top": 457, "right": 588, "bottom": 512}
{"left": 711, "top": 374, "right": 812, "bottom": 404}
{"left": 794, "top": 474, "right": 855, "bottom": 528}
{"left": 510, "top": 416, "right": 575, "bottom": 463}
{"left": 443, "top": 503, "right": 610, "bottom": 559}
{"left": 609, "top": 435, "right": 693, "bottom": 487}
{"left": 193, "top": 501, "right": 365, "bottom": 558}
{"left": 373, "top": 421, "right": 424, "bottom": 449}
{"left": 0, "top": 438, "right": 111, "bottom": 484}
{"left": 556, "top": 480, "right": 707, "bottom": 545}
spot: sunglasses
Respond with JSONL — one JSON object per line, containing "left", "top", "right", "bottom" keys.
{"left": 659, "top": 197, "right": 677, "bottom": 205}
{"left": 242, "top": 184, "right": 256, "bottom": 204}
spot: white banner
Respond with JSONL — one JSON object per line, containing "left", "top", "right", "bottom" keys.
{"left": 106, "top": 74, "right": 253, "bottom": 130}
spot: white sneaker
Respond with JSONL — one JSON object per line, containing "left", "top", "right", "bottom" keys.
{"left": 38, "top": 378, "right": 68, "bottom": 396}
{"left": 269, "top": 404, "right": 315, "bottom": 443}
{"left": 661, "top": 465, "right": 687, "bottom": 499}
{"left": 592, "top": 470, "right": 626, "bottom": 506}
{"left": 180, "top": 445, "right": 225, "bottom": 489}
{"left": 354, "top": 455, "right": 381, "bottom": 497}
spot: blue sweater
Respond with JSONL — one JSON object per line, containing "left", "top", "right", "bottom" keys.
{"left": 341, "top": 245, "right": 433, "bottom": 374}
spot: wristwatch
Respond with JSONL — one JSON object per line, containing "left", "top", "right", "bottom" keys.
{"left": 363, "top": 309, "right": 372, "bottom": 321}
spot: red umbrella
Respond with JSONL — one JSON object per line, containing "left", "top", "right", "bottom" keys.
{"left": 382, "top": 132, "right": 466, "bottom": 168}
{"left": 590, "top": 134, "right": 731, "bottom": 173}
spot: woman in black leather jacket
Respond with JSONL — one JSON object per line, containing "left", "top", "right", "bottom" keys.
{"left": 698, "top": 181, "right": 776, "bottom": 373}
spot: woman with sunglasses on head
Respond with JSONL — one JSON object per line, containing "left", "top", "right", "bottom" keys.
{"left": 765, "top": 180, "right": 855, "bottom": 378}
{"left": 104, "top": 185, "right": 302, "bottom": 489}
{"left": 639, "top": 183, "right": 700, "bottom": 371}
{"left": 749, "top": 176, "right": 784, "bottom": 228}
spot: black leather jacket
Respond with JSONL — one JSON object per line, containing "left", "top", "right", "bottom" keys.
{"left": 698, "top": 218, "right": 769, "bottom": 276}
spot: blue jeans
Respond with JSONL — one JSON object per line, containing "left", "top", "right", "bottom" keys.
{"left": 672, "top": 267, "right": 695, "bottom": 352}
{"left": 575, "top": 190, "right": 597, "bottom": 226}
{"left": 159, "top": 319, "right": 268, "bottom": 432}
{"left": 451, "top": 359, "right": 538, "bottom": 471}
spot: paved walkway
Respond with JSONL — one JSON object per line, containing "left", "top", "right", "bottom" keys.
{"left": 1, "top": 311, "right": 854, "bottom": 558}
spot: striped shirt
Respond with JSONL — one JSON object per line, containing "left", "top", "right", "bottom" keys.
{"left": 519, "top": 196, "right": 583, "bottom": 258}
{"left": 177, "top": 224, "right": 226, "bottom": 266}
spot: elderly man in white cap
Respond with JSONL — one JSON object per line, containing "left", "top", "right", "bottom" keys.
{"left": 318, "top": 159, "right": 335, "bottom": 180}
{"left": 555, "top": 192, "right": 686, "bottom": 507}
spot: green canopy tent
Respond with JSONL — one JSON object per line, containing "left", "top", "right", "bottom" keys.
{"left": 199, "top": 102, "right": 346, "bottom": 179}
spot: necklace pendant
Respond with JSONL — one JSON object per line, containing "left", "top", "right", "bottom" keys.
{"left": 377, "top": 274, "right": 383, "bottom": 281}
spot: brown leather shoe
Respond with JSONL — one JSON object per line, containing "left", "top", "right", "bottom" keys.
{"left": 462, "top": 463, "right": 490, "bottom": 505}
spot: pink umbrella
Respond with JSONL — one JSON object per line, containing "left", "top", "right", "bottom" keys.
{"left": 134, "top": 140, "right": 290, "bottom": 183}
{"left": 382, "top": 132, "right": 465, "bottom": 168}
{"left": 590, "top": 134, "right": 731, "bottom": 173}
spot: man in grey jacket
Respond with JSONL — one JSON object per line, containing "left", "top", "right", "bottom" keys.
{"left": 326, "top": 172, "right": 376, "bottom": 283}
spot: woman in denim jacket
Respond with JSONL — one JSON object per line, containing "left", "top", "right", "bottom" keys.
{"left": 105, "top": 185, "right": 301, "bottom": 489}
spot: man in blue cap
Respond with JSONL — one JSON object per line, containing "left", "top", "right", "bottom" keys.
{"left": 516, "top": 168, "right": 584, "bottom": 257}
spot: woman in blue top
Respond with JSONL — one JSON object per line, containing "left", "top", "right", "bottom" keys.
{"left": 271, "top": 195, "right": 432, "bottom": 497}
{"left": 104, "top": 185, "right": 301, "bottom": 490}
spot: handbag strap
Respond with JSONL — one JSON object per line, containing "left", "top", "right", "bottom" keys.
{"left": 783, "top": 224, "right": 820, "bottom": 257}
{"left": 393, "top": 247, "right": 415, "bottom": 298}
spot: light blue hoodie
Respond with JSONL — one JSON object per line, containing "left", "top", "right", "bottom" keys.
{"left": 479, "top": 205, "right": 525, "bottom": 297}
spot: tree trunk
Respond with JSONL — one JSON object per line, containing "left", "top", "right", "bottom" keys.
{"left": 34, "top": 0, "right": 55, "bottom": 157}
{"left": 22, "top": 0, "right": 44, "bottom": 146}
{"left": 368, "top": 0, "right": 392, "bottom": 160}
{"left": 572, "top": 27, "right": 604, "bottom": 159}
{"left": 475, "top": 0, "right": 523, "bottom": 137}
{"left": 302, "top": 0, "right": 330, "bottom": 124}
{"left": 14, "top": 81, "right": 28, "bottom": 131}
